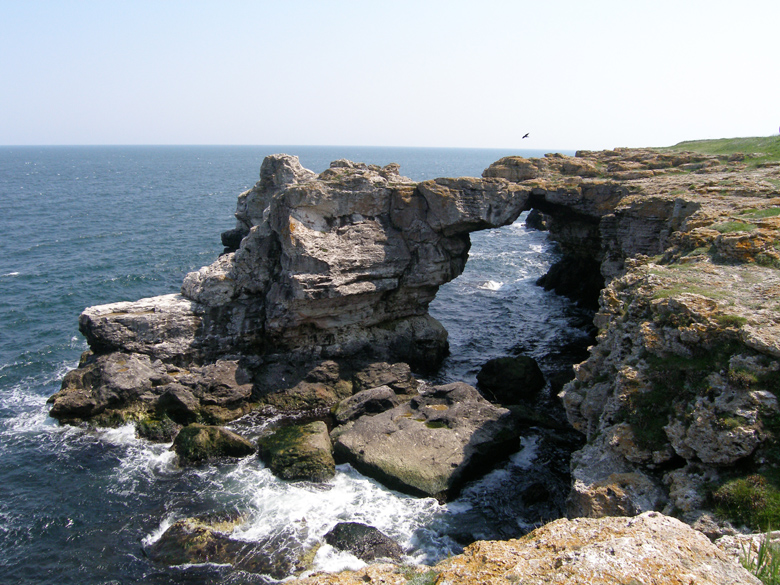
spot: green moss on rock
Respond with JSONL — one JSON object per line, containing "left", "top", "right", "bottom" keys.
{"left": 172, "top": 424, "right": 256, "bottom": 464}
{"left": 257, "top": 421, "right": 335, "bottom": 482}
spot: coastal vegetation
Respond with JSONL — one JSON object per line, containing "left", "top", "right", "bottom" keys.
{"left": 665, "top": 136, "right": 780, "bottom": 166}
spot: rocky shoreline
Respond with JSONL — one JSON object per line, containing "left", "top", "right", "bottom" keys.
{"left": 48, "top": 145, "right": 780, "bottom": 582}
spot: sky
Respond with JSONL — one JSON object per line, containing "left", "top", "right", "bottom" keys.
{"left": 1, "top": 0, "right": 778, "bottom": 150}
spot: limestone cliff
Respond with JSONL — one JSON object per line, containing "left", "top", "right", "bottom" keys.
{"left": 484, "top": 147, "right": 780, "bottom": 528}
{"left": 47, "top": 155, "right": 531, "bottom": 432}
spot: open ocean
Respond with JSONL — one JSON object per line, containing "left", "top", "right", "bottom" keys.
{"left": 0, "top": 145, "right": 588, "bottom": 584}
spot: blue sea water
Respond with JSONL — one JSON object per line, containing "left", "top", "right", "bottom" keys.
{"left": 0, "top": 145, "right": 586, "bottom": 584}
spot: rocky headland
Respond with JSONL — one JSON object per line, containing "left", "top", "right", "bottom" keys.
{"left": 47, "top": 142, "right": 780, "bottom": 582}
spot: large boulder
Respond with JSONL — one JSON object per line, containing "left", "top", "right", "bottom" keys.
{"left": 48, "top": 351, "right": 167, "bottom": 422}
{"left": 333, "top": 382, "right": 521, "bottom": 500}
{"left": 323, "top": 522, "right": 403, "bottom": 562}
{"left": 257, "top": 421, "right": 335, "bottom": 482}
{"left": 476, "top": 356, "right": 546, "bottom": 405}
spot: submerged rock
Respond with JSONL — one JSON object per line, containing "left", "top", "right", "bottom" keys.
{"left": 172, "top": 424, "right": 256, "bottom": 464}
{"left": 323, "top": 522, "right": 403, "bottom": 562}
{"left": 333, "top": 382, "right": 521, "bottom": 500}
{"left": 257, "top": 421, "right": 335, "bottom": 482}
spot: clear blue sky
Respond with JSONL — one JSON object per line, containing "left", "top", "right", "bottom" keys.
{"left": 1, "top": 0, "right": 778, "bottom": 150}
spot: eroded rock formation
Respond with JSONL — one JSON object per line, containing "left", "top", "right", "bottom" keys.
{"left": 49, "top": 155, "right": 533, "bottom": 428}
{"left": 484, "top": 148, "right": 780, "bottom": 529}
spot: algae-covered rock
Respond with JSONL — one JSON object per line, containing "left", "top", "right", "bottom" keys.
{"left": 258, "top": 421, "right": 335, "bottom": 482}
{"left": 172, "top": 424, "right": 256, "bottom": 464}
{"left": 135, "top": 416, "right": 181, "bottom": 442}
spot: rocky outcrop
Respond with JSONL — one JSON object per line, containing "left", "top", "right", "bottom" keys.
{"left": 332, "top": 382, "right": 522, "bottom": 500}
{"left": 50, "top": 155, "right": 531, "bottom": 427}
{"left": 483, "top": 148, "right": 780, "bottom": 527}
{"left": 50, "top": 145, "right": 780, "bottom": 568}
{"left": 290, "top": 512, "right": 759, "bottom": 584}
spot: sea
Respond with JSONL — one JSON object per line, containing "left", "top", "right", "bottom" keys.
{"left": 0, "top": 145, "right": 591, "bottom": 584}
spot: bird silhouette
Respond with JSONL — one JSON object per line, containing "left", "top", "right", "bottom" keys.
{"left": 522, "top": 133, "right": 529, "bottom": 139}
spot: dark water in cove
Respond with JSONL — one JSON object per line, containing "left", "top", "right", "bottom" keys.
{"left": 0, "top": 145, "right": 587, "bottom": 584}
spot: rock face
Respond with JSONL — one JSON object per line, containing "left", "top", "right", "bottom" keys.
{"left": 333, "top": 382, "right": 521, "bottom": 499}
{"left": 290, "top": 512, "right": 759, "bottom": 585}
{"left": 482, "top": 148, "right": 780, "bottom": 527}
{"left": 178, "top": 155, "right": 529, "bottom": 368}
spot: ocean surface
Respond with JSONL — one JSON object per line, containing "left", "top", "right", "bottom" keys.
{"left": 0, "top": 145, "right": 588, "bottom": 584}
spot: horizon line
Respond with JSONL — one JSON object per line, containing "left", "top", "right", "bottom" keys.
{"left": 0, "top": 143, "right": 579, "bottom": 152}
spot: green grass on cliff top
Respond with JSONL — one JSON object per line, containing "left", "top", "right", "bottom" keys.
{"left": 663, "top": 136, "right": 780, "bottom": 165}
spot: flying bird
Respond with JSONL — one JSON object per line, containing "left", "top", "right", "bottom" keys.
{"left": 522, "top": 133, "right": 529, "bottom": 139}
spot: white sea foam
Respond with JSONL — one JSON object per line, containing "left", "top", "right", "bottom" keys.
{"left": 478, "top": 280, "right": 503, "bottom": 291}
{"left": 142, "top": 514, "right": 178, "bottom": 547}
{"left": 510, "top": 436, "right": 540, "bottom": 468}
{"left": 306, "top": 544, "right": 366, "bottom": 575}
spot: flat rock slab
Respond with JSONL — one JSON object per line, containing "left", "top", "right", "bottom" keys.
{"left": 333, "top": 382, "right": 520, "bottom": 499}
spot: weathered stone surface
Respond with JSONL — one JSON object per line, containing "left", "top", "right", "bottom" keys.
{"left": 333, "top": 382, "right": 521, "bottom": 499}
{"left": 323, "top": 522, "right": 403, "bottom": 562}
{"left": 78, "top": 294, "right": 202, "bottom": 361}
{"left": 187, "top": 360, "right": 254, "bottom": 407}
{"left": 290, "top": 512, "right": 759, "bottom": 585}
{"left": 48, "top": 352, "right": 166, "bottom": 422}
{"left": 257, "top": 421, "right": 335, "bottom": 482}
{"left": 172, "top": 424, "right": 256, "bottom": 464}
{"left": 67, "top": 155, "right": 531, "bottom": 381}
{"left": 148, "top": 513, "right": 311, "bottom": 577}
{"left": 155, "top": 384, "right": 201, "bottom": 425}
{"left": 332, "top": 385, "right": 403, "bottom": 424}
{"left": 476, "top": 356, "right": 545, "bottom": 404}
{"left": 351, "top": 361, "right": 419, "bottom": 395}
